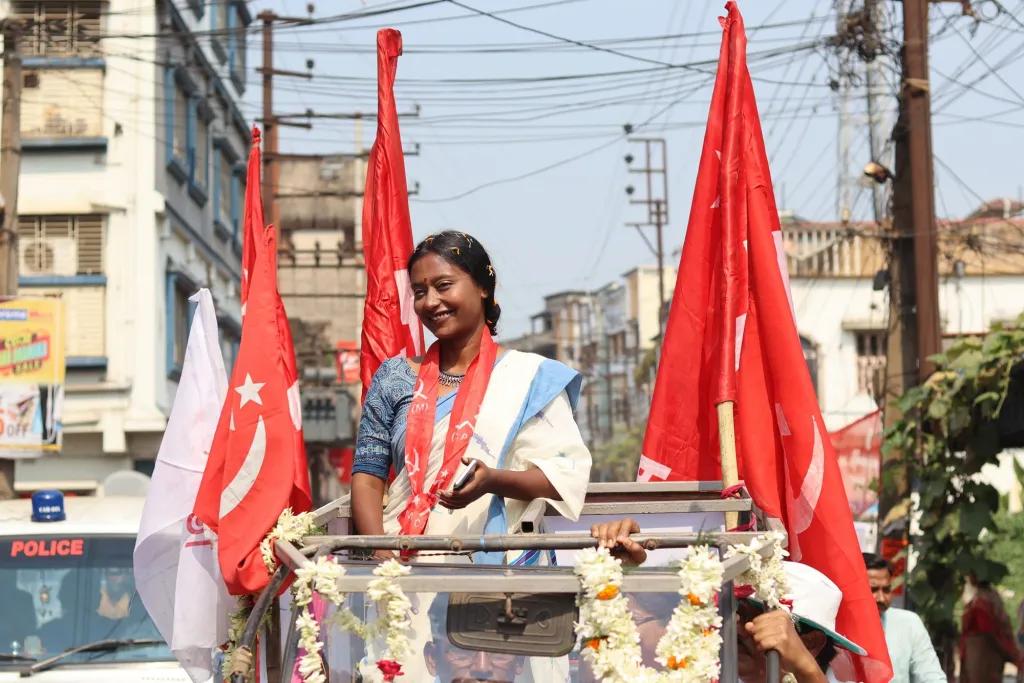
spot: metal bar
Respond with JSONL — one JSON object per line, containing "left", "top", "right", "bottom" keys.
{"left": 719, "top": 540, "right": 739, "bottom": 683}
{"left": 269, "top": 109, "right": 421, "bottom": 120}
{"left": 766, "top": 650, "right": 781, "bottom": 683}
{"left": 230, "top": 563, "right": 292, "bottom": 683}
{"left": 719, "top": 577, "right": 739, "bottom": 683}
{"left": 275, "top": 538, "right": 309, "bottom": 572}
{"left": 302, "top": 531, "right": 766, "bottom": 553}
{"left": 565, "top": 480, "right": 729, "bottom": 495}
{"left": 276, "top": 536, "right": 776, "bottom": 594}
{"left": 573, "top": 499, "right": 750, "bottom": 515}
{"left": 256, "top": 67, "right": 313, "bottom": 79}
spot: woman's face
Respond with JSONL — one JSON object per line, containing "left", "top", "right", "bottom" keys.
{"left": 410, "top": 252, "right": 487, "bottom": 341}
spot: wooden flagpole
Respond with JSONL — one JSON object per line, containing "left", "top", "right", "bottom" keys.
{"left": 717, "top": 401, "right": 740, "bottom": 530}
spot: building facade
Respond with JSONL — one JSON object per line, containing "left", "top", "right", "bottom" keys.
{"left": 7, "top": 0, "right": 252, "bottom": 492}
{"left": 506, "top": 265, "right": 677, "bottom": 462}
{"left": 783, "top": 203, "right": 1024, "bottom": 431}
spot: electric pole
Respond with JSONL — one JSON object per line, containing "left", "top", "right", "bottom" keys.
{"left": 625, "top": 136, "right": 669, "bottom": 339}
{"left": 258, "top": 10, "right": 314, "bottom": 233}
{"left": 862, "top": 0, "right": 889, "bottom": 225}
{"left": 0, "top": 24, "right": 22, "bottom": 500}
{"left": 879, "top": 0, "right": 967, "bottom": 609}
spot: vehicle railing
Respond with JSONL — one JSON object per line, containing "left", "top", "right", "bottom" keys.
{"left": 229, "top": 482, "right": 785, "bottom": 683}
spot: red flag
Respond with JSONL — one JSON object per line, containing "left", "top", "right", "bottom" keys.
{"left": 640, "top": 5, "right": 892, "bottom": 683}
{"left": 193, "top": 130, "right": 311, "bottom": 596}
{"left": 241, "top": 126, "right": 264, "bottom": 317}
{"left": 360, "top": 28, "right": 424, "bottom": 401}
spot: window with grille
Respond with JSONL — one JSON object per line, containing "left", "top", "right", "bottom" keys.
{"left": 801, "top": 335, "right": 820, "bottom": 397}
{"left": 17, "top": 215, "right": 104, "bottom": 275}
{"left": 173, "top": 87, "right": 188, "bottom": 163}
{"left": 195, "top": 114, "right": 210, "bottom": 187}
{"left": 172, "top": 281, "right": 191, "bottom": 369}
{"left": 230, "top": 8, "right": 246, "bottom": 78}
{"left": 219, "top": 151, "right": 233, "bottom": 225}
{"left": 11, "top": 0, "right": 103, "bottom": 57}
{"left": 217, "top": 0, "right": 230, "bottom": 38}
{"left": 854, "top": 329, "right": 887, "bottom": 405}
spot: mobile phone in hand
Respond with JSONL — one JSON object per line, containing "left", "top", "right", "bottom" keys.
{"left": 452, "top": 460, "right": 479, "bottom": 491}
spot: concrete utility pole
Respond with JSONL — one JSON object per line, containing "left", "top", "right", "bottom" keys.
{"left": 625, "top": 136, "right": 669, "bottom": 339}
{"left": 0, "top": 24, "right": 22, "bottom": 500}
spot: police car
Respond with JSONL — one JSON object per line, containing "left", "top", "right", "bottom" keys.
{"left": 0, "top": 490, "right": 193, "bottom": 682}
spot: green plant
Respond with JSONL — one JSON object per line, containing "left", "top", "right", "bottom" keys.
{"left": 591, "top": 425, "right": 645, "bottom": 482}
{"left": 882, "top": 313, "right": 1024, "bottom": 663}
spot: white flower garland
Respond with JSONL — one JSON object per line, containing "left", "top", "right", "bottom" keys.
{"left": 291, "top": 557, "right": 413, "bottom": 683}
{"left": 224, "top": 512, "right": 788, "bottom": 683}
{"left": 724, "top": 531, "right": 790, "bottom": 611}
{"left": 260, "top": 508, "right": 317, "bottom": 575}
{"left": 574, "top": 532, "right": 789, "bottom": 683}
{"left": 223, "top": 508, "right": 319, "bottom": 681}
{"left": 575, "top": 546, "right": 724, "bottom": 683}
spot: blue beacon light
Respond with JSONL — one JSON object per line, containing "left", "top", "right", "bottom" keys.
{"left": 31, "top": 490, "right": 66, "bottom": 522}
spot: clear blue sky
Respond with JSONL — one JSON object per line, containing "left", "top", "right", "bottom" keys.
{"left": 247, "top": 0, "right": 1024, "bottom": 338}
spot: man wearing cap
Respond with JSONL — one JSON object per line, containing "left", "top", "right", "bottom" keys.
{"left": 591, "top": 519, "right": 868, "bottom": 683}
{"left": 863, "top": 553, "right": 945, "bottom": 683}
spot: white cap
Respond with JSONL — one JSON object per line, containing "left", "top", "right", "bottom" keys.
{"left": 748, "top": 562, "right": 867, "bottom": 656}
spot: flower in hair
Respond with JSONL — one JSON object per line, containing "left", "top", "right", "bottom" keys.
{"left": 487, "top": 265, "right": 494, "bottom": 277}
{"left": 452, "top": 247, "right": 460, "bottom": 256}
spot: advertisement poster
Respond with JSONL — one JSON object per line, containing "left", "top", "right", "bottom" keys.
{"left": 0, "top": 297, "right": 65, "bottom": 456}
{"left": 335, "top": 341, "right": 359, "bottom": 384}
{"left": 829, "top": 409, "right": 881, "bottom": 519}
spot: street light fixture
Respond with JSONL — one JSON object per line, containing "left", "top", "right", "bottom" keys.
{"left": 863, "top": 161, "right": 893, "bottom": 184}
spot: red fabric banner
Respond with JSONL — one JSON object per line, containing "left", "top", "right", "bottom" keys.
{"left": 360, "top": 28, "right": 424, "bottom": 402}
{"left": 193, "top": 128, "right": 311, "bottom": 596}
{"left": 639, "top": 5, "right": 892, "bottom": 683}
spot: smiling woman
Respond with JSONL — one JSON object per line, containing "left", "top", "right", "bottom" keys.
{"left": 350, "top": 230, "right": 592, "bottom": 683}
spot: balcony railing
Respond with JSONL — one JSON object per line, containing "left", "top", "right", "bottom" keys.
{"left": 783, "top": 227, "right": 885, "bottom": 278}
{"left": 10, "top": 0, "right": 103, "bottom": 58}
{"left": 857, "top": 355, "right": 886, "bottom": 403}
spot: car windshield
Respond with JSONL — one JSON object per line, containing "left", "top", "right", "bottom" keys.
{"left": 0, "top": 534, "right": 171, "bottom": 667}
{"left": 314, "top": 572, "right": 683, "bottom": 683}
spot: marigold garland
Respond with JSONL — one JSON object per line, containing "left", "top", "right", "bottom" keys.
{"left": 573, "top": 532, "right": 788, "bottom": 683}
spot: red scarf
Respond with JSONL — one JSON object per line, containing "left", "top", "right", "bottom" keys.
{"left": 397, "top": 329, "right": 498, "bottom": 536}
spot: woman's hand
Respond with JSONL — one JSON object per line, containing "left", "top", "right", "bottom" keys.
{"left": 590, "top": 518, "right": 647, "bottom": 565}
{"left": 436, "top": 457, "right": 492, "bottom": 510}
{"left": 372, "top": 549, "right": 400, "bottom": 562}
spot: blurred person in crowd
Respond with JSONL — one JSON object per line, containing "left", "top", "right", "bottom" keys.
{"left": 862, "top": 553, "right": 944, "bottom": 683}
{"left": 960, "top": 574, "right": 1022, "bottom": 683}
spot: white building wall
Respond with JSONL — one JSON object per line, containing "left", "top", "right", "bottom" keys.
{"left": 790, "top": 274, "right": 1024, "bottom": 431}
{"left": 7, "top": 0, "right": 250, "bottom": 490}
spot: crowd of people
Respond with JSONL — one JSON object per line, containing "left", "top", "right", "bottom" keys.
{"left": 348, "top": 230, "right": 1023, "bottom": 683}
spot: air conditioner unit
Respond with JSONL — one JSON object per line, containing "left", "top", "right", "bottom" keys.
{"left": 20, "top": 238, "right": 78, "bottom": 276}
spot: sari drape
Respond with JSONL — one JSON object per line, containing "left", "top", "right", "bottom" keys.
{"left": 361, "top": 350, "right": 591, "bottom": 683}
